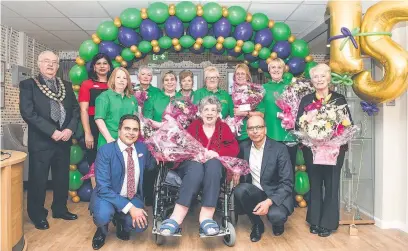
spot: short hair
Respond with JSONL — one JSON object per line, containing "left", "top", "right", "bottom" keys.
{"left": 37, "top": 50, "right": 59, "bottom": 67}
{"left": 204, "top": 66, "right": 220, "bottom": 79}
{"left": 267, "top": 58, "right": 285, "bottom": 71}
{"left": 137, "top": 65, "right": 153, "bottom": 75}
{"left": 107, "top": 67, "right": 134, "bottom": 97}
{"left": 179, "top": 70, "right": 194, "bottom": 82}
{"left": 234, "top": 63, "right": 252, "bottom": 82}
{"left": 198, "top": 95, "right": 222, "bottom": 114}
{"left": 161, "top": 70, "right": 178, "bottom": 83}
{"left": 88, "top": 53, "right": 113, "bottom": 82}
{"left": 118, "top": 114, "right": 140, "bottom": 129}
{"left": 310, "top": 63, "right": 331, "bottom": 79}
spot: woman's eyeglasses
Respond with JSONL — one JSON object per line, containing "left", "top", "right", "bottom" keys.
{"left": 206, "top": 76, "right": 219, "bottom": 81}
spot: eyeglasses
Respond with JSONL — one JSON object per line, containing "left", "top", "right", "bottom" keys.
{"left": 206, "top": 76, "right": 219, "bottom": 81}
{"left": 40, "top": 60, "right": 59, "bottom": 66}
{"left": 235, "top": 73, "right": 246, "bottom": 76}
{"left": 247, "top": 125, "right": 265, "bottom": 132}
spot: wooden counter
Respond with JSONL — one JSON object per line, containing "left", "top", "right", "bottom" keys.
{"left": 1, "top": 150, "right": 27, "bottom": 251}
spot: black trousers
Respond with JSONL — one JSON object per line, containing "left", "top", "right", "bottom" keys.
{"left": 27, "top": 144, "right": 70, "bottom": 223}
{"left": 303, "top": 147, "right": 345, "bottom": 230}
{"left": 234, "top": 183, "right": 289, "bottom": 226}
{"left": 85, "top": 115, "right": 99, "bottom": 166}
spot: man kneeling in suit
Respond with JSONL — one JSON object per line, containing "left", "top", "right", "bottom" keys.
{"left": 234, "top": 116, "right": 294, "bottom": 242}
{"left": 90, "top": 114, "right": 154, "bottom": 250}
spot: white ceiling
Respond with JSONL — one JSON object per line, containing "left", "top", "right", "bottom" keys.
{"left": 1, "top": 0, "right": 379, "bottom": 52}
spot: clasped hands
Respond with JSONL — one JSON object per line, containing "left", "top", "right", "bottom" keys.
{"left": 51, "top": 129, "right": 73, "bottom": 142}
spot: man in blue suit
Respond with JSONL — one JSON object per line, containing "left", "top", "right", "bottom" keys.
{"left": 90, "top": 114, "right": 155, "bottom": 250}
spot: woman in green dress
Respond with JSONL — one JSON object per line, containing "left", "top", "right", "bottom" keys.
{"left": 176, "top": 70, "right": 194, "bottom": 100}
{"left": 193, "top": 66, "right": 233, "bottom": 119}
{"left": 94, "top": 67, "right": 138, "bottom": 149}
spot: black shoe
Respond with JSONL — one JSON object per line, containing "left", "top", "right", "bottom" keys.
{"left": 52, "top": 211, "right": 78, "bottom": 220}
{"left": 250, "top": 223, "right": 264, "bottom": 242}
{"left": 116, "top": 219, "right": 130, "bottom": 241}
{"left": 310, "top": 225, "right": 320, "bottom": 234}
{"left": 34, "top": 219, "right": 49, "bottom": 230}
{"left": 272, "top": 225, "right": 285, "bottom": 236}
{"left": 318, "top": 227, "right": 331, "bottom": 237}
{"left": 92, "top": 227, "right": 106, "bottom": 250}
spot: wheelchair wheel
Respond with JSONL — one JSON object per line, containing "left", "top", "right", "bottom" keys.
{"left": 229, "top": 193, "right": 238, "bottom": 226}
{"left": 223, "top": 222, "right": 236, "bottom": 247}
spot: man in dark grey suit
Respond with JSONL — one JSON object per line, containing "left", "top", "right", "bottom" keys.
{"left": 233, "top": 116, "right": 294, "bottom": 242}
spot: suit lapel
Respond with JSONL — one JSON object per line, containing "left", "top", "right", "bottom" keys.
{"left": 114, "top": 141, "right": 126, "bottom": 172}
{"left": 135, "top": 142, "right": 144, "bottom": 196}
{"left": 36, "top": 76, "right": 51, "bottom": 116}
{"left": 260, "top": 138, "right": 271, "bottom": 177}
{"left": 244, "top": 141, "right": 251, "bottom": 162}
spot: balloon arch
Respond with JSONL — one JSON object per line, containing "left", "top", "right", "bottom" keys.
{"left": 69, "top": 1, "right": 317, "bottom": 87}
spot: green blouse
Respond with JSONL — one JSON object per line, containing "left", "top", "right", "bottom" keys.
{"left": 192, "top": 88, "right": 234, "bottom": 119}
{"left": 143, "top": 91, "right": 174, "bottom": 122}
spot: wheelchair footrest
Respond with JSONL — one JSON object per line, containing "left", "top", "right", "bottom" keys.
{"left": 199, "top": 228, "right": 229, "bottom": 238}
{"left": 152, "top": 228, "right": 183, "bottom": 237}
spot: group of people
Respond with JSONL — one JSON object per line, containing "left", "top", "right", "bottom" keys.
{"left": 19, "top": 50, "right": 351, "bottom": 250}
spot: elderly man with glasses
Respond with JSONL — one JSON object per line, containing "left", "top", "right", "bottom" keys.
{"left": 233, "top": 115, "right": 294, "bottom": 242}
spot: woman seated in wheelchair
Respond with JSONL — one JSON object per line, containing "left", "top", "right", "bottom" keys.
{"left": 159, "top": 95, "right": 239, "bottom": 236}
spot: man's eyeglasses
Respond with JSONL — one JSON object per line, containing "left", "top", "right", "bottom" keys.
{"left": 40, "top": 60, "right": 59, "bottom": 66}
{"left": 247, "top": 125, "right": 265, "bottom": 132}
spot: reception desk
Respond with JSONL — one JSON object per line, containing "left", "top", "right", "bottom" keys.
{"left": 1, "top": 150, "right": 27, "bottom": 251}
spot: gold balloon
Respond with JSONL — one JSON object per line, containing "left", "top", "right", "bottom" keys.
{"left": 72, "top": 196, "right": 80, "bottom": 203}
{"left": 169, "top": 7, "right": 176, "bottom": 16}
{"left": 285, "top": 65, "right": 289, "bottom": 72}
{"left": 234, "top": 46, "right": 241, "bottom": 53}
{"left": 91, "top": 33, "right": 98, "bottom": 39}
{"left": 193, "top": 43, "right": 201, "bottom": 50}
{"left": 270, "top": 52, "right": 277, "bottom": 59}
{"left": 196, "top": 4, "right": 202, "bottom": 10}
{"left": 328, "top": 1, "right": 363, "bottom": 75}
{"left": 75, "top": 57, "right": 85, "bottom": 66}
{"left": 174, "top": 44, "right": 182, "bottom": 51}
{"left": 141, "top": 12, "right": 148, "bottom": 19}
{"left": 353, "top": 1, "right": 408, "bottom": 103}
{"left": 114, "top": 17, "right": 121, "bottom": 27}
{"left": 115, "top": 56, "right": 123, "bottom": 62}
{"left": 244, "top": 60, "right": 249, "bottom": 64}
{"left": 121, "top": 61, "right": 128, "bottom": 67}
{"left": 298, "top": 165, "right": 307, "bottom": 172}
{"left": 172, "top": 38, "right": 179, "bottom": 46}
{"left": 72, "top": 85, "right": 80, "bottom": 92}
{"left": 130, "top": 45, "right": 138, "bottom": 53}
{"left": 266, "top": 58, "right": 273, "bottom": 64}
{"left": 222, "top": 9, "right": 228, "bottom": 17}
{"left": 246, "top": 13, "right": 252, "bottom": 22}
{"left": 72, "top": 139, "right": 78, "bottom": 145}
{"left": 252, "top": 50, "right": 259, "bottom": 57}
{"left": 217, "top": 36, "right": 224, "bottom": 44}
{"left": 288, "top": 35, "right": 296, "bottom": 43}
{"left": 69, "top": 164, "right": 77, "bottom": 171}
{"left": 196, "top": 38, "right": 203, "bottom": 45}
{"left": 92, "top": 37, "right": 101, "bottom": 44}
{"left": 236, "top": 40, "right": 244, "bottom": 47}
{"left": 305, "top": 55, "right": 313, "bottom": 62}
{"left": 197, "top": 9, "right": 203, "bottom": 16}
{"left": 169, "top": 4, "right": 175, "bottom": 9}
{"left": 141, "top": 8, "right": 147, "bottom": 13}
{"left": 295, "top": 195, "right": 304, "bottom": 203}
{"left": 153, "top": 46, "right": 160, "bottom": 53}
{"left": 216, "top": 43, "right": 223, "bottom": 50}
{"left": 68, "top": 191, "right": 77, "bottom": 197}
{"left": 254, "top": 43, "right": 262, "bottom": 51}
{"left": 299, "top": 200, "right": 307, "bottom": 208}
{"left": 268, "top": 20, "right": 275, "bottom": 28}
{"left": 135, "top": 51, "right": 142, "bottom": 58}
{"left": 151, "top": 40, "right": 158, "bottom": 47}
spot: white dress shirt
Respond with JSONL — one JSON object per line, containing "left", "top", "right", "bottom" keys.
{"left": 117, "top": 138, "right": 140, "bottom": 214}
{"left": 249, "top": 139, "right": 266, "bottom": 191}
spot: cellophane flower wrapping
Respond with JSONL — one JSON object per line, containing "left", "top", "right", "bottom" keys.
{"left": 225, "top": 83, "right": 265, "bottom": 136}
{"left": 133, "top": 85, "right": 149, "bottom": 108}
{"left": 275, "top": 79, "right": 315, "bottom": 130}
{"left": 81, "top": 162, "right": 95, "bottom": 180}
{"left": 145, "top": 115, "right": 250, "bottom": 176}
{"left": 293, "top": 100, "right": 359, "bottom": 165}
{"left": 162, "top": 97, "right": 198, "bottom": 128}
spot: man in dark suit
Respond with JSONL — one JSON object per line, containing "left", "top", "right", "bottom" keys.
{"left": 19, "top": 51, "right": 79, "bottom": 230}
{"left": 90, "top": 114, "right": 154, "bottom": 250}
{"left": 233, "top": 115, "right": 294, "bottom": 242}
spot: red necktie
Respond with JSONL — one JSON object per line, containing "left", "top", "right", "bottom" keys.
{"left": 125, "top": 147, "right": 135, "bottom": 199}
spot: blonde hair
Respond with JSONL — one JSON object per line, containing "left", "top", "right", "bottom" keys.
{"left": 310, "top": 63, "right": 331, "bottom": 81}
{"left": 108, "top": 67, "right": 133, "bottom": 97}
{"left": 234, "top": 63, "right": 252, "bottom": 82}
{"left": 267, "top": 58, "right": 285, "bottom": 71}
{"left": 204, "top": 66, "right": 220, "bottom": 79}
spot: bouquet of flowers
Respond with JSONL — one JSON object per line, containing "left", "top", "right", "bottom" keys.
{"left": 162, "top": 97, "right": 198, "bottom": 128}
{"left": 225, "top": 83, "right": 265, "bottom": 136}
{"left": 275, "top": 79, "right": 315, "bottom": 130}
{"left": 293, "top": 99, "right": 358, "bottom": 165}
{"left": 133, "top": 84, "right": 149, "bottom": 109}
{"left": 145, "top": 115, "right": 250, "bottom": 176}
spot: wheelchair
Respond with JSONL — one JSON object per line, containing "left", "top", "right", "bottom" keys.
{"left": 151, "top": 162, "right": 238, "bottom": 247}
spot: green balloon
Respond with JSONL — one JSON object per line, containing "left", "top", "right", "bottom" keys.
{"left": 304, "top": 61, "right": 318, "bottom": 79}
{"left": 223, "top": 37, "right": 237, "bottom": 49}
{"left": 259, "top": 47, "right": 271, "bottom": 60}
{"left": 291, "top": 39, "right": 310, "bottom": 58}
{"left": 283, "top": 72, "right": 294, "bottom": 84}
{"left": 112, "top": 60, "right": 121, "bottom": 68}
{"left": 296, "top": 148, "right": 305, "bottom": 165}
{"left": 272, "top": 22, "right": 291, "bottom": 41}
{"left": 69, "top": 65, "right": 88, "bottom": 85}
{"left": 176, "top": 1, "right": 197, "bottom": 22}
{"left": 158, "top": 36, "right": 172, "bottom": 49}
{"left": 97, "top": 21, "right": 119, "bottom": 41}
{"left": 295, "top": 171, "right": 310, "bottom": 195}
{"left": 69, "top": 170, "right": 83, "bottom": 191}
{"left": 251, "top": 13, "right": 269, "bottom": 31}
{"left": 78, "top": 40, "right": 98, "bottom": 62}
{"left": 179, "top": 35, "right": 195, "bottom": 48}
{"left": 70, "top": 144, "right": 84, "bottom": 165}
{"left": 120, "top": 8, "right": 142, "bottom": 29}
{"left": 148, "top": 2, "right": 169, "bottom": 24}
{"left": 250, "top": 61, "right": 259, "bottom": 69}
{"left": 227, "top": 6, "right": 246, "bottom": 26}
{"left": 121, "top": 48, "right": 135, "bottom": 61}
{"left": 242, "top": 41, "right": 255, "bottom": 53}
{"left": 138, "top": 41, "right": 152, "bottom": 53}
{"left": 203, "top": 36, "right": 217, "bottom": 49}
{"left": 203, "top": 2, "right": 222, "bottom": 23}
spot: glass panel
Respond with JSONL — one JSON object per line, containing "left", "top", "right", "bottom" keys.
{"left": 347, "top": 98, "right": 373, "bottom": 139}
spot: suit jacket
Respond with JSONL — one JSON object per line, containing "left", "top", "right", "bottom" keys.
{"left": 90, "top": 140, "right": 155, "bottom": 212}
{"left": 19, "top": 76, "right": 79, "bottom": 152}
{"left": 239, "top": 137, "right": 294, "bottom": 214}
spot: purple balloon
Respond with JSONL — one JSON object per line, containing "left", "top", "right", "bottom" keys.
{"left": 165, "top": 16, "right": 184, "bottom": 38}
{"left": 259, "top": 60, "right": 268, "bottom": 72}
{"left": 77, "top": 159, "right": 89, "bottom": 176}
{"left": 140, "top": 19, "right": 161, "bottom": 41}
{"left": 77, "top": 180, "right": 93, "bottom": 202}
{"left": 255, "top": 28, "right": 273, "bottom": 47}
{"left": 190, "top": 46, "right": 205, "bottom": 54}
{"left": 244, "top": 53, "right": 259, "bottom": 62}
{"left": 273, "top": 41, "right": 291, "bottom": 59}
{"left": 287, "top": 57, "right": 306, "bottom": 75}
{"left": 233, "top": 22, "right": 253, "bottom": 41}
{"left": 227, "top": 49, "right": 242, "bottom": 58}
{"left": 85, "top": 61, "right": 92, "bottom": 73}
{"left": 188, "top": 17, "right": 208, "bottom": 39}
{"left": 118, "top": 27, "right": 141, "bottom": 47}
{"left": 213, "top": 18, "right": 232, "bottom": 38}
{"left": 99, "top": 41, "right": 122, "bottom": 60}
{"left": 211, "top": 47, "right": 225, "bottom": 55}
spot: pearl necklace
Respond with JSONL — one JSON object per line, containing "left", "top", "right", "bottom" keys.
{"left": 34, "top": 76, "right": 66, "bottom": 102}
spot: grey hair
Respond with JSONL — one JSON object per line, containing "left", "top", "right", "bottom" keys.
{"left": 310, "top": 63, "right": 331, "bottom": 79}
{"left": 198, "top": 95, "right": 222, "bottom": 113}
{"left": 137, "top": 65, "right": 153, "bottom": 75}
